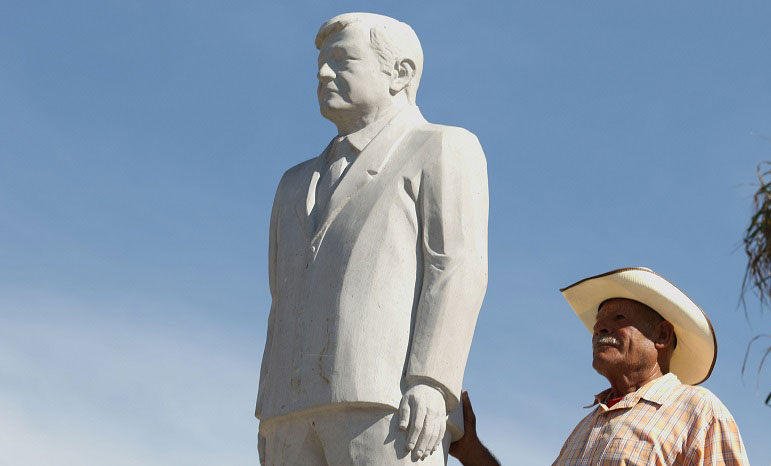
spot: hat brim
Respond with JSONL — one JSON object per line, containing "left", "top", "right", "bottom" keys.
{"left": 560, "top": 267, "right": 717, "bottom": 385}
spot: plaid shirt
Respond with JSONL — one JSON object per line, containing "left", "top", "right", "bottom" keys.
{"left": 553, "top": 373, "right": 749, "bottom": 465}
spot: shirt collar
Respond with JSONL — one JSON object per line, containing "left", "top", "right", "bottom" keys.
{"left": 334, "top": 104, "right": 407, "bottom": 155}
{"left": 586, "top": 373, "right": 681, "bottom": 411}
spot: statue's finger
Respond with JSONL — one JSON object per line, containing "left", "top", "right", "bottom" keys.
{"left": 422, "top": 419, "right": 440, "bottom": 459}
{"left": 432, "top": 420, "right": 447, "bottom": 455}
{"left": 413, "top": 411, "right": 432, "bottom": 458}
{"left": 398, "top": 395, "right": 410, "bottom": 431}
{"left": 406, "top": 404, "right": 426, "bottom": 450}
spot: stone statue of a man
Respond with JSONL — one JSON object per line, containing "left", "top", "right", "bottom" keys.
{"left": 256, "top": 12, "right": 488, "bottom": 465}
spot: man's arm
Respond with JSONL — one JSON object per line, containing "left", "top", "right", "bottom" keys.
{"left": 449, "top": 391, "right": 500, "bottom": 466}
{"left": 685, "top": 415, "right": 749, "bottom": 465}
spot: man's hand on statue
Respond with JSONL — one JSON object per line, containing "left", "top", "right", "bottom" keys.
{"left": 398, "top": 383, "right": 448, "bottom": 460}
{"left": 448, "top": 391, "right": 500, "bottom": 466}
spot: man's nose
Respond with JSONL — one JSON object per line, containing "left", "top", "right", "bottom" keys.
{"left": 317, "top": 63, "right": 335, "bottom": 83}
{"left": 593, "top": 318, "right": 610, "bottom": 336}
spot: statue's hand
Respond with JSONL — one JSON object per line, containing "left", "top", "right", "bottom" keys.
{"left": 398, "top": 383, "right": 448, "bottom": 460}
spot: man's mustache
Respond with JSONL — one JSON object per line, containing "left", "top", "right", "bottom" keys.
{"left": 593, "top": 335, "right": 620, "bottom": 348}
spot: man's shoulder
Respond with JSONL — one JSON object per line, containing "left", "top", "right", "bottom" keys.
{"left": 669, "top": 383, "right": 735, "bottom": 422}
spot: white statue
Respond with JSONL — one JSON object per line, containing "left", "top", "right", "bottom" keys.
{"left": 256, "top": 12, "right": 489, "bottom": 465}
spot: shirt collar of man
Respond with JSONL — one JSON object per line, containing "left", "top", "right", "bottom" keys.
{"left": 585, "top": 372, "right": 681, "bottom": 411}
{"left": 328, "top": 104, "right": 406, "bottom": 160}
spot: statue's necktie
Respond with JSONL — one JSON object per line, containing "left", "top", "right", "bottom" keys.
{"left": 315, "top": 137, "right": 357, "bottom": 221}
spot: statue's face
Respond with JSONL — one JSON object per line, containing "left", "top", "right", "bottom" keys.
{"left": 317, "top": 24, "right": 393, "bottom": 125}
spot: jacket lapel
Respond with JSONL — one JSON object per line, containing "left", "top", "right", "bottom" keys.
{"left": 295, "top": 142, "right": 332, "bottom": 240}
{"left": 312, "top": 106, "right": 425, "bottom": 244}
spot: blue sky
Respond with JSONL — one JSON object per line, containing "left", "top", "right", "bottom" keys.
{"left": 2, "top": 1, "right": 770, "bottom": 464}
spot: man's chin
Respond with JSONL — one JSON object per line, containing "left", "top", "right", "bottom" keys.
{"left": 592, "top": 355, "right": 620, "bottom": 375}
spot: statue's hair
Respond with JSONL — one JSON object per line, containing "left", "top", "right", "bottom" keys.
{"left": 315, "top": 13, "right": 423, "bottom": 105}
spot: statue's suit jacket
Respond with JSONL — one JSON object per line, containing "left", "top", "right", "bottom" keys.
{"left": 256, "top": 106, "right": 488, "bottom": 424}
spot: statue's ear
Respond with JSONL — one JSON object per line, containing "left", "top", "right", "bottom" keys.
{"left": 390, "top": 58, "right": 416, "bottom": 95}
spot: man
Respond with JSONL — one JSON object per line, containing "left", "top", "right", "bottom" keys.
{"left": 255, "top": 13, "right": 488, "bottom": 465}
{"left": 450, "top": 267, "right": 748, "bottom": 465}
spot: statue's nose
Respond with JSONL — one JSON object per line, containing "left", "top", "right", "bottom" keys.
{"left": 317, "top": 63, "right": 335, "bottom": 83}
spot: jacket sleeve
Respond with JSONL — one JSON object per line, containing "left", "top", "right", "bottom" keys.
{"left": 255, "top": 177, "right": 283, "bottom": 419}
{"left": 405, "top": 127, "right": 489, "bottom": 410}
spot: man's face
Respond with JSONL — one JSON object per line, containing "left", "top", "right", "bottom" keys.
{"left": 317, "top": 24, "right": 394, "bottom": 124}
{"left": 591, "top": 299, "right": 662, "bottom": 378}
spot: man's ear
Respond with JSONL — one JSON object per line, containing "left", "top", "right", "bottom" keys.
{"left": 653, "top": 321, "right": 676, "bottom": 350}
{"left": 390, "top": 58, "right": 416, "bottom": 95}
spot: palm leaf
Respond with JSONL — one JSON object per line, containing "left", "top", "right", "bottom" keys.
{"left": 741, "top": 162, "right": 771, "bottom": 405}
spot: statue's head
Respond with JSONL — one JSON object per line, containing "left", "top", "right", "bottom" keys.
{"left": 315, "top": 13, "right": 423, "bottom": 127}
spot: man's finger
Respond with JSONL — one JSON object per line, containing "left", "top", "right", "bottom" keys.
{"left": 398, "top": 395, "right": 410, "bottom": 431}
{"left": 406, "top": 405, "right": 427, "bottom": 450}
{"left": 462, "top": 390, "right": 476, "bottom": 427}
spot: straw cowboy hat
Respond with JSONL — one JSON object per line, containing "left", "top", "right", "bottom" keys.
{"left": 560, "top": 267, "right": 717, "bottom": 385}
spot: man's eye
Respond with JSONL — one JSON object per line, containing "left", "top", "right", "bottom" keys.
{"left": 615, "top": 314, "right": 624, "bottom": 320}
